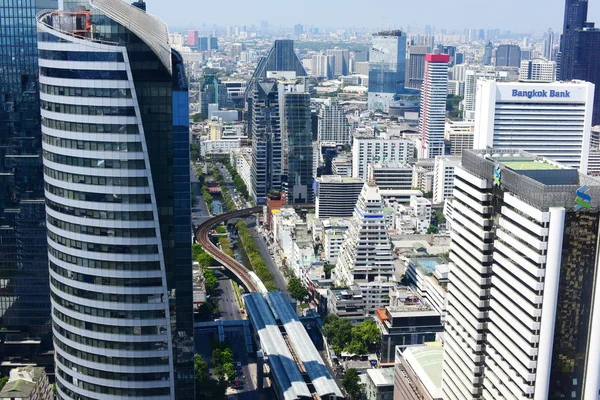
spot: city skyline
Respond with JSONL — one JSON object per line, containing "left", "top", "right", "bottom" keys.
{"left": 140, "top": 0, "right": 600, "bottom": 32}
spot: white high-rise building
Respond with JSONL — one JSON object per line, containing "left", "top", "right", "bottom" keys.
{"left": 519, "top": 58, "right": 556, "bottom": 82}
{"left": 474, "top": 80, "right": 594, "bottom": 172}
{"left": 352, "top": 132, "right": 413, "bottom": 180}
{"left": 317, "top": 99, "right": 351, "bottom": 145}
{"left": 443, "top": 149, "right": 600, "bottom": 400}
{"left": 432, "top": 156, "right": 461, "bottom": 204}
{"left": 333, "top": 182, "right": 395, "bottom": 314}
{"left": 311, "top": 54, "right": 331, "bottom": 79}
{"left": 463, "top": 67, "right": 498, "bottom": 122}
{"left": 418, "top": 54, "right": 449, "bottom": 158}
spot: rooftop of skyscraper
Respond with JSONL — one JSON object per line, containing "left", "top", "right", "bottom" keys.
{"left": 373, "top": 30, "right": 404, "bottom": 37}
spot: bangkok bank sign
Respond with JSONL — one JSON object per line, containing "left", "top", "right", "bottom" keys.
{"left": 511, "top": 89, "right": 571, "bottom": 99}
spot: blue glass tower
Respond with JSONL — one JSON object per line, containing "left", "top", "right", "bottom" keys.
{"left": 0, "top": 0, "right": 58, "bottom": 341}
{"left": 368, "top": 30, "right": 407, "bottom": 113}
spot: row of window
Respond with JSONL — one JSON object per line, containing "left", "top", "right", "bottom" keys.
{"left": 52, "top": 292, "right": 166, "bottom": 320}
{"left": 50, "top": 261, "right": 161, "bottom": 288}
{"left": 53, "top": 308, "right": 167, "bottom": 337}
{"left": 41, "top": 84, "right": 132, "bottom": 99}
{"left": 38, "top": 49, "right": 125, "bottom": 62}
{"left": 44, "top": 167, "right": 149, "bottom": 188}
{"left": 51, "top": 277, "right": 163, "bottom": 304}
{"left": 42, "top": 116, "right": 139, "bottom": 134}
{"left": 40, "top": 66, "right": 128, "bottom": 80}
{"left": 44, "top": 151, "right": 146, "bottom": 170}
{"left": 46, "top": 199, "right": 155, "bottom": 222}
{"left": 47, "top": 215, "right": 156, "bottom": 238}
{"left": 54, "top": 322, "right": 168, "bottom": 352}
{"left": 56, "top": 367, "right": 170, "bottom": 398}
{"left": 57, "top": 355, "right": 169, "bottom": 386}
{"left": 48, "top": 246, "right": 160, "bottom": 272}
{"left": 48, "top": 231, "right": 158, "bottom": 255}
{"left": 46, "top": 183, "right": 152, "bottom": 204}
{"left": 44, "top": 135, "right": 143, "bottom": 152}
{"left": 41, "top": 100, "right": 136, "bottom": 116}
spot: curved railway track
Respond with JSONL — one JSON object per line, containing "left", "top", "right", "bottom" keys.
{"left": 195, "top": 207, "right": 263, "bottom": 292}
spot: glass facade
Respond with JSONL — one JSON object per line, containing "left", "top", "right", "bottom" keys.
{"left": 251, "top": 40, "right": 307, "bottom": 78}
{"left": 0, "top": 0, "right": 58, "bottom": 342}
{"left": 548, "top": 212, "right": 600, "bottom": 400}
{"left": 250, "top": 79, "right": 281, "bottom": 205}
{"left": 283, "top": 92, "right": 313, "bottom": 204}
{"left": 367, "top": 31, "right": 407, "bottom": 112}
{"left": 38, "top": 0, "right": 192, "bottom": 398}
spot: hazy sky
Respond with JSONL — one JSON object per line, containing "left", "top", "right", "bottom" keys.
{"left": 141, "top": 0, "right": 600, "bottom": 33}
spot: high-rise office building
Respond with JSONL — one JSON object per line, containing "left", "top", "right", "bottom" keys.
{"left": 250, "top": 40, "right": 307, "bottom": 79}
{"left": 560, "top": 0, "right": 589, "bottom": 81}
{"left": 352, "top": 133, "right": 414, "bottom": 181}
{"left": 418, "top": 54, "right": 449, "bottom": 159}
{"left": 0, "top": 0, "right": 57, "bottom": 341}
{"left": 38, "top": 1, "right": 193, "bottom": 398}
{"left": 315, "top": 176, "right": 364, "bottom": 219}
{"left": 495, "top": 44, "right": 521, "bottom": 67}
{"left": 294, "top": 23, "right": 303, "bottom": 37}
{"left": 483, "top": 41, "right": 493, "bottom": 65}
{"left": 198, "top": 36, "right": 218, "bottom": 51}
{"left": 406, "top": 45, "right": 430, "bottom": 89}
{"left": 317, "top": 99, "right": 351, "bottom": 145}
{"left": 443, "top": 149, "right": 600, "bottom": 400}
{"left": 187, "top": 29, "right": 198, "bottom": 47}
{"left": 250, "top": 79, "right": 282, "bottom": 205}
{"left": 311, "top": 54, "right": 332, "bottom": 79}
{"left": 519, "top": 58, "right": 557, "bottom": 82}
{"left": 282, "top": 92, "right": 313, "bottom": 204}
{"left": 326, "top": 49, "right": 349, "bottom": 76}
{"left": 544, "top": 28, "right": 555, "bottom": 61}
{"left": 474, "top": 80, "right": 594, "bottom": 172}
{"left": 333, "top": 182, "right": 395, "bottom": 314}
{"left": 368, "top": 30, "right": 407, "bottom": 113}
{"left": 462, "top": 67, "right": 502, "bottom": 122}
{"left": 559, "top": 0, "right": 600, "bottom": 125}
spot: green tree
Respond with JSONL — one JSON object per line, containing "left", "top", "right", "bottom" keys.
{"left": 0, "top": 376, "right": 8, "bottom": 391}
{"left": 342, "top": 368, "right": 362, "bottom": 400}
{"left": 197, "top": 252, "right": 214, "bottom": 267}
{"left": 323, "top": 263, "right": 335, "bottom": 279}
{"left": 194, "top": 354, "right": 227, "bottom": 400}
{"left": 204, "top": 269, "right": 218, "bottom": 296}
{"left": 426, "top": 224, "right": 439, "bottom": 234}
{"left": 216, "top": 225, "right": 227, "bottom": 234}
{"left": 322, "top": 314, "right": 353, "bottom": 354}
{"left": 287, "top": 277, "right": 309, "bottom": 301}
{"left": 351, "top": 319, "right": 381, "bottom": 352}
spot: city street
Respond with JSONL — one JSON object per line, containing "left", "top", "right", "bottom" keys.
{"left": 191, "top": 163, "right": 211, "bottom": 228}
{"left": 215, "top": 270, "right": 242, "bottom": 321}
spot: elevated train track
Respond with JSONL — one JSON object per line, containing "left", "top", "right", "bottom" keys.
{"left": 195, "top": 207, "right": 263, "bottom": 292}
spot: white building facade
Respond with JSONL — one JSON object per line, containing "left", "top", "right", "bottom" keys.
{"left": 418, "top": 54, "right": 449, "bottom": 159}
{"left": 433, "top": 156, "right": 461, "bottom": 204}
{"left": 352, "top": 133, "right": 414, "bottom": 180}
{"left": 473, "top": 80, "right": 594, "bottom": 172}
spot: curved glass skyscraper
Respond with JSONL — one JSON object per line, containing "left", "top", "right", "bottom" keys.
{"left": 37, "top": 1, "right": 193, "bottom": 398}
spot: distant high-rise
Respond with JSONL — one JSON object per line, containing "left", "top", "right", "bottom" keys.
{"left": 560, "top": 0, "right": 589, "bottom": 80}
{"left": 317, "top": 99, "right": 351, "bottom": 145}
{"left": 483, "top": 41, "right": 493, "bottom": 65}
{"left": 573, "top": 27, "right": 600, "bottom": 125}
{"left": 38, "top": 0, "right": 193, "bottom": 398}
{"left": 282, "top": 92, "right": 313, "bottom": 204}
{"left": 544, "top": 28, "right": 556, "bottom": 60}
{"left": 0, "top": 0, "right": 57, "bottom": 342}
{"left": 519, "top": 58, "right": 557, "bottom": 82}
{"left": 326, "top": 49, "right": 349, "bottom": 76}
{"left": 443, "top": 149, "right": 600, "bottom": 400}
{"left": 311, "top": 54, "right": 332, "bottom": 79}
{"left": 294, "top": 23, "right": 303, "bottom": 37}
{"left": 198, "top": 36, "right": 218, "bottom": 51}
{"left": 406, "top": 45, "right": 430, "bottom": 89}
{"left": 250, "top": 79, "right": 282, "bottom": 205}
{"left": 187, "top": 29, "right": 198, "bottom": 47}
{"left": 418, "top": 54, "right": 449, "bottom": 158}
{"left": 495, "top": 44, "right": 521, "bottom": 67}
{"left": 368, "top": 30, "right": 407, "bottom": 113}
{"left": 253, "top": 40, "right": 307, "bottom": 79}
{"left": 462, "top": 67, "right": 498, "bottom": 121}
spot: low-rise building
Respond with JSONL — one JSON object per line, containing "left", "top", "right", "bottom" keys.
{"left": 332, "top": 153, "right": 353, "bottom": 177}
{"left": 394, "top": 344, "right": 444, "bottom": 400}
{"left": 230, "top": 147, "right": 253, "bottom": 194}
{"left": 365, "top": 368, "right": 395, "bottom": 400}
{"left": 327, "top": 286, "right": 366, "bottom": 322}
{"left": 395, "top": 196, "right": 432, "bottom": 234}
{"left": 370, "top": 162, "right": 414, "bottom": 190}
{"left": 444, "top": 120, "right": 474, "bottom": 156}
{"left": 0, "top": 366, "right": 52, "bottom": 400}
{"left": 321, "top": 218, "right": 350, "bottom": 264}
{"left": 404, "top": 258, "right": 448, "bottom": 321}
{"left": 374, "top": 291, "right": 443, "bottom": 363}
